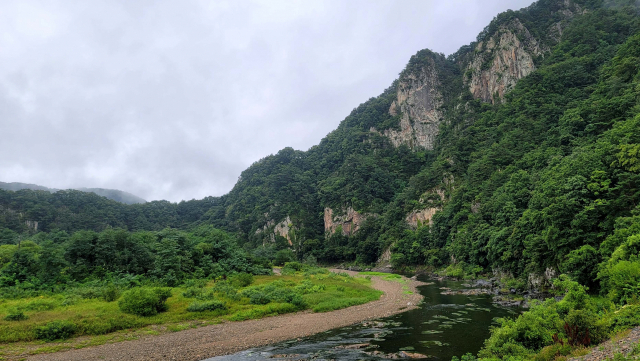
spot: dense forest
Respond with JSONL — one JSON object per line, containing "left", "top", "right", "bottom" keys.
{"left": 1, "top": 0, "right": 640, "bottom": 358}
{"left": 0, "top": 0, "right": 638, "bottom": 299}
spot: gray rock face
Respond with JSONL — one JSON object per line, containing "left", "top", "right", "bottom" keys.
{"left": 466, "top": 19, "right": 545, "bottom": 104}
{"left": 383, "top": 57, "right": 443, "bottom": 150}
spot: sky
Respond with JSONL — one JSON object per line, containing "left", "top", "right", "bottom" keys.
{"left": 0, "top": 0, "right": 535, "bottom": 202}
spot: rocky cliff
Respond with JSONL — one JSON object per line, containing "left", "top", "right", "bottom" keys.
{"left": 405, "top": 188, "right": 446, "bottom": 229}
{"left": 465, "top": 0, "right": 586, "bottom": 103}
{"left": 324, "top": 207, "right": 372, "bottom": 236}
{"left": 255, "top": 215, "right": 294, "bottom": 245}
{"left": 382, "top": 56, "right": 444, "bottom": 150}
{"left": 465, "top": 18, "right": 545, "bottom": 104}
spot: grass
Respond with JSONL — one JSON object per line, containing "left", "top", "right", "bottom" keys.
{"left": 359, "top": 272, "right": 407, "bottom": 284}
{"left": 0, "top": 269, "right": 381, "bottom": 359}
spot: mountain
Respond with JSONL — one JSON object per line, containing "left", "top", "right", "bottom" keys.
{"left": 0, "top": 182, "right": 146, "bottom": 204}
{"left": 1, "top": 0, "right": 639, "bottom": 287}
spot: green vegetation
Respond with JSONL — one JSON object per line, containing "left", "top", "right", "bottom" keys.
{"left": 0, "top": 0, "right": 639, "bottom": 359}
{"left": 0, "top": 266, "right": 380, "bottom": 354}
{"left": 118, "top": 288, "right": 172, "bottom": 316}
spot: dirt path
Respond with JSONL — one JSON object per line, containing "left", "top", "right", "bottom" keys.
{"left": 26, "top": 270, "right": 425, "bottom": 361}
{"left": 569, "top": 327, "right": 640, "bottom": 361}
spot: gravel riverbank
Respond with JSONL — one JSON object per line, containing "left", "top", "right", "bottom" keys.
{"left": 25, "top": 270, "right": 424, "bottom": 361}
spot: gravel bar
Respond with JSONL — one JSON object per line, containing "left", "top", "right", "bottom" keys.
{"left": 26, "top": 270, "right": 425, "bottom": 361}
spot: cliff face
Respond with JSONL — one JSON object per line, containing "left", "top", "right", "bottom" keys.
{"left": 465, "top": 0, "right": 586, "bottom": 104}
{"left": 255, "top": 215, "right": 294, "bottom": 245}
{"left": 405, "top": 188, "right": 446, "bottom": 229}
{"left": 466, "top": 19, "right": 545, "bottom": 104}
{"left": 324, "top": 207, "right": 372, "bottom": 236}
{"left": 383, "top": 57, "right": 444, "bottom": 150}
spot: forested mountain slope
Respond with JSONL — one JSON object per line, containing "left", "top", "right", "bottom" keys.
{"left": 1, "top": 0, "right": 639, "bottom": 288}
{"left": 0, "top": 182, "right": 147, "bottom": 204}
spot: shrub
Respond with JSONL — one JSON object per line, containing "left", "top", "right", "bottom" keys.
{"left": 35, "top": 320, "right": 77, "bottom": 341}
{"left": 231, "top": 273, "right": 254, "bottom": 288}
{"left": 608, "top": 304, "right": 640, "bottom": 332}
{"left": 212, "top": 281, "right": 240, "bottom": 301}
{"left": 249, "top": 292, "right": 271, "bottom": 305}
{"left": 534, "top": 343, "right": 573, "bottom": 361}
{"left": 282, "top": 262, "right": 305, "bottom": 275}
{"left": 186, "top": 300, "right": 227, "bottom": 312}
{"left": 564, "top": 309, "right": 608, "bottom": 345}
{"left": 61, "top": 294, "right": 81, "bottom": 306}
{"left": 604, "top": 260, "right": 640, "bottom": 304}
{"left": 182, "top": 287, "right": 204, "bottom": 298}
{"left": 444, "top": 263, "right": 465, "bottom": 279}
{"left": 273, "top": 249, "right": 295, "bottom": 266}
{"left": 118, "top": 288, "right": 172, "bottom": 316}
{"left": 24, "top": 299, "right": 57, "bottom": 311}
{"left": 102, "top": 285, "right": 121, "bottom": 302}
{"left": 480, "top": 298, "right": 562, "bottom": 358}
{"left": 3, "top": 310, "right": 28, "bottom": 321}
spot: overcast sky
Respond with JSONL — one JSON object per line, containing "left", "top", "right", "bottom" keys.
{"left": 0, "top": 0, "right": 535, "bottom": 202}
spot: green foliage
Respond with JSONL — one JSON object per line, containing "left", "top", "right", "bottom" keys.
{"left": 480, "top": 299, "right": 562, "bottom": 358}
{"left": 564, "top": 308, "right": 608, "bottom": 345}
{"left": 186, "top": 300, "right": 227, "bottom": 313}
{"left": 273, "top": 249, "right": 295, "bottom": 266}
{"left": 35, "top": 320, "right": 77, "bottom": 341}
{"left": 231, "top": 273, "right": 254, "bottom": 288}
{"left": 3, "top": 310, "right": 28, "bottom": 321}
{"left": 117, "top": 288, "right": 171, "bottom": 317}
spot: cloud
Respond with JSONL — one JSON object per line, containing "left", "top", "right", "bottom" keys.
{"left": 0, "top": 0, "right": 535, "bottom": 202}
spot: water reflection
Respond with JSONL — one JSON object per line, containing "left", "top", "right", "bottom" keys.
{"left": 204, "top": 276, "right": 521, "bottom": 361}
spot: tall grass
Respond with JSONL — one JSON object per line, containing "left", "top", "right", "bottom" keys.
{"left": 0, "top": 268, "right": 381, "bottom": 346}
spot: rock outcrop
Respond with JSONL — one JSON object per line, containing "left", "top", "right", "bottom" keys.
{"left": 255, "top": 216, "right": 294, "bottom": 245}
{"left": 405, "top": 208, "right": 439, "bottom": 228}
{"left": 466, "top": 0, "right": 586, "bottom": 104}
{"left": 382, "top": 56, "right": 443, "bottom": 150}
{"left": 324, "top": 207, "right": 372, "bottom": 236}
{"left": 405, "top": 188, "right": 446, "bottom": 229}
{"left": 466, "top": 18, "right": 544, "bottom": 104}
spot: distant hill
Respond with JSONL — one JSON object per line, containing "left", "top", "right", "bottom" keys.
{"left": 0, "top": 182, "right": 146, "bottom": 205}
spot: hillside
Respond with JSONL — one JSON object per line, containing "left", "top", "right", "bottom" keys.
{"left": 0, "top": 0, "right": 638, "bottom": 287}
{"left": 0, "top": 182, "right": 146, "bottom": 205}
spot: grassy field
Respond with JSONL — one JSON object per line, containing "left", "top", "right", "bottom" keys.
{"left": 0, "top": 268, "right": 381, "bottom": 358}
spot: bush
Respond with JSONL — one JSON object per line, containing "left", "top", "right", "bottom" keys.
{"left": 35, "top": 320, "right": 77, "bottom": 341}
{"left": 480, "top": 298, "right": 562, "bottom": 358}
{"left": 603, "top": 260, "right": 640, "bottom": 304}
{"left": 282, "top": 262, "right": 305, "bottom": 275}
{"left": 24, "top": 299, "right": 57, "bottom": 311}
{"left": 274, "top": 249, "right": 295, "bottom": 266}
{"left": 182, "top": 287, "right": 204, "bottom": 298}
{"left": 102, "top": 285, "right": 121, "bottom": 302}
{"left": 249, "top": 292, "right": 271, "bottom": 305}
{"left": 118, "top": 288, "right": 172, "bottom": 316}
{"left": 564, "top": 309, "right": 608, "bottom": 346}
{"left": 3, "top": 310, "right": 28, "bottom": 321}
{"left": 212, "top": 281, "right": 241, "bottom": 301}
{"left": 186, "top": 300, "right": 227, "bottom": 312}
{"left": 231, "top": 273, "right": 254, "bottom": 288}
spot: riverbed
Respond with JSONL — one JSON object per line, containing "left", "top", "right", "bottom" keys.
{"left": 205, "top": 276, "right": 522, "bottom": 361}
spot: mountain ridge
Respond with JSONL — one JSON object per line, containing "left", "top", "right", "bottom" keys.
{"left": 0, "top": 182, "right": 146, "bottom": 205}
{"left": 0, "top": 0, "right": 638, "bottom": 288}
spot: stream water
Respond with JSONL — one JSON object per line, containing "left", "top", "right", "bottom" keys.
{"left": 204, "top": 276, "right": 522, "bottom": 361}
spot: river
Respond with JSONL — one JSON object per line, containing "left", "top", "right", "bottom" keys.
{"left": 204, "top": 276, "right": 521, "bottom": 361}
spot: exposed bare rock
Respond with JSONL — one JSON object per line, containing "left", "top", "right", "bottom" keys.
{"left": 25, "top": 220, "right": 39, "bottom": 232}
{"left": 466, "top": 0, "right": 586, "bottom": 104}
{"left": 466, "top": 18, "right": 545, "bottom": 104}
{"left": 405, "top": 188, "right": 445, "bottom": 229}
{"left": 324, "top": 207, "right": 373, "bottom": 236}
{"left": 382, "top": 56, "right": 443, "bottom": 150}
{"left": 255, "top": 216, "right": 294, "bottom": 246}
{"left": 405, "top": 208, "right": 440, "bottom": 229}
